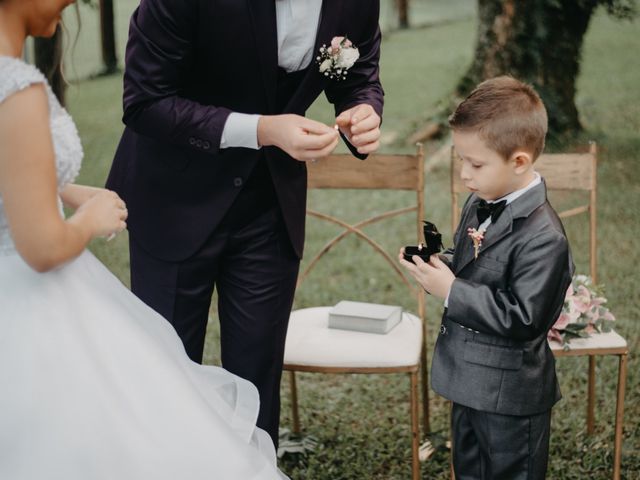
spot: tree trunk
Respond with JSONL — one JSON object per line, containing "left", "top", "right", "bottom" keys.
{"left": 100, "top": 0, "right": 118, "bottom": 74}
{"left": 34, "top": 26, "right": 65, "bottom": 106}
{"left": 395, "top": 0, "right": 410, "bottom": 29}
{"left": 458, "top": 0, "right": 599, "bottom": 137}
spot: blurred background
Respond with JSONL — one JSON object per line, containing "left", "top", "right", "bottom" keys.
{"left": 25, "top": 1, "right": 640, "bottom": 478}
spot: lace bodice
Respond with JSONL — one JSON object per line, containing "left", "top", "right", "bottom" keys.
{"left": 0, "top": 56, "right": 83, "bottom": 255}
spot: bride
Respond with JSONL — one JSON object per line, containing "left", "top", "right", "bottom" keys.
{"left": 0, "top": 0, "right": 286, "bottom": 478}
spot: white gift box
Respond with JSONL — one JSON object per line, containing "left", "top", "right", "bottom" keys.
{"left": 328, "top": 300, "right": 402, "bottom": 334}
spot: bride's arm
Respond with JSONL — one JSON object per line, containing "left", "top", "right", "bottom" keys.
{"left": 0, "top": 84, "right": 127, "bottom": 272}
{"left": 60, "top": 184, "right": 103, "bottom": 210}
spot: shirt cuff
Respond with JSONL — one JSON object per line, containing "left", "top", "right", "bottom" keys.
{"left": 220, "top": 113, "right": 261, "bottom": 150}
{"left": 444, "top": 285, "right": 452, "bottom": 308}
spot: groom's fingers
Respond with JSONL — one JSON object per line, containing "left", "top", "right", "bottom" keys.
{"left": 356, "top": 140, "right": 380, "bottom": 155}
{"left": 351, "top": 111, "right": 380, "bottom": 135}
{"left": 301, "top": 118, "right": 337, "bottom": 136}
{"left": 300, "top": 135, "right": 340, "bottom": 161}
{"left": 351, "top": 128, "right": 380, "bottom": 147}
{"left": 335, "top": 110, "right": 352, "bottom": 128}
{"left": 298, "top": 129, "right": 339, "bottom": 151}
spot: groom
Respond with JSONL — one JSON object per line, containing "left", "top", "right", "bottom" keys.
{"left": 106, "top": 0, "right": 383, "bottom": 445}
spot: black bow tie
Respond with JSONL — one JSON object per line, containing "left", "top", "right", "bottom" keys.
{"left": 476, "top": 199, "right": 507, "bottom": 224}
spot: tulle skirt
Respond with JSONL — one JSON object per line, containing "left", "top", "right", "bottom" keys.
{"left": 0, "top": 250, "right": 286, "bottom": 479}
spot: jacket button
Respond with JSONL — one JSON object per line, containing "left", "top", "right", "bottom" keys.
{"left": 188, "top": 137, "right": 196, "bottom": 145}
{"left": 233, "top": 177, "right": 243, "bottom": 187}
{"left": 203, "top": 141, "right": 211, "bottom": 150}
{"left": 440, "top": 325, "right": 447, "bottom": 335}
{"left": 196, "top": 139, "right": 203, "bottom": 148}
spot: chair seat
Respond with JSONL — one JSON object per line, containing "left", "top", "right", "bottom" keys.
{"left": 549, "top": 329, "right": 627, "bottom": 354}
{"left": 284, "top": 306, "right": 422, "bottom": 369}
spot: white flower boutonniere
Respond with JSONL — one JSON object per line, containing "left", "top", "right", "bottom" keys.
{"left": 316, "top": 36, "right": 360, "bottom": 80}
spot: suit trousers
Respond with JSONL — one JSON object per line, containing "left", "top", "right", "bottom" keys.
{"left": 451, "top": 403, "right": 552, "bottom": 480}
{"left": 128, "top": 203, "right": 300, "bottom": 447}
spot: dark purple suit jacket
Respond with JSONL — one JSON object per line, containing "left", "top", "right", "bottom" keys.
{"left": 106, "top": 0, "right": 384, "bottom": 262}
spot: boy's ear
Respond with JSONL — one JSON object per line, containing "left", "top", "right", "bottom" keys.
{"left": 510, "top": 150, "right": 533, "bottom": 174}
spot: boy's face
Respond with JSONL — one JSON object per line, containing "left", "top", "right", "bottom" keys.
{"left": 453, "top": 130, "right": 532, "bottom": 201}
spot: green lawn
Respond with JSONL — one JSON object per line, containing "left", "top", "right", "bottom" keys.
{"left": 63, "top": 3, "right": 639, "bottom": 479}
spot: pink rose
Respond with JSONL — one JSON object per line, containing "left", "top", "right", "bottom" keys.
{"left": 330, "top": 36, "right": 353, "bottom": 54}
{"left": 554, "top": 312, "right": 572, "bottom": 330}
{"left": 547, "top": 328, "right": 563, "bottom": 343}
{"left": 565, "top": 283, "right": 574, "bottom": 298}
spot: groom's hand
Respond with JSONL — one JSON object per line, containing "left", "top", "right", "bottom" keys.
{"left": 335, "top": 104, "right": 381, "bottom": 155}
{"left": 257, "top": 114, "right": 339, "bottom": 162}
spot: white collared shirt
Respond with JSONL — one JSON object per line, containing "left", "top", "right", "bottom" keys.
{"left": 220, "top": 0, "right": 323, "bottom": 150}
{"left": 477, "top": 172, "right": 542, "bottom": 231}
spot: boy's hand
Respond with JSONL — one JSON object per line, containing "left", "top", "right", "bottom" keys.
{"left": 398, "top": 249, "right": 455, "bottom": 299}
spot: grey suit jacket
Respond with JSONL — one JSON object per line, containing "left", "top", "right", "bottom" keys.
{"left": 432, "top": 180, "right": 574, "bottom": 416}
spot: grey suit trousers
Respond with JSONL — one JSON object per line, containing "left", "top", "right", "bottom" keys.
{"left": 452, "top": 403, "right": 552, "bottom": 480}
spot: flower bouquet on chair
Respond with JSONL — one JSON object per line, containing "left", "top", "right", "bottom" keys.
{"left": 403, "top": 221, "right": 443, "bottom": 263}
{"left": 548, "top": 274, "right": 616, "bottom": 348}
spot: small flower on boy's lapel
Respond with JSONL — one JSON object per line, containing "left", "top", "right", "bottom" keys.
{"left": 467, "top": 227, "right": 486, "bottom": 259}
{"left": 316, "top": 36, "right": 359, "bottom": 80}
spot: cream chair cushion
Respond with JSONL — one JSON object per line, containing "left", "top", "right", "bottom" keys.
{"left": 284, "top": 306, "right": 422, "bottom": 369}
{"left": 549, "top": 329, "right": 627, "bottom": 352}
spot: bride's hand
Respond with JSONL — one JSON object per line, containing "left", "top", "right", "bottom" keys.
{"left": 60, "top": 184, "right": 105, "bottom": 210}
{"left": 73, "top": 190, "right": 128, "bottom": 239}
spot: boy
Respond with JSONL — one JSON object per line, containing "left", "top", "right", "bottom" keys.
{"left": 400, "top": 76, "right": 574, "bottom": 479}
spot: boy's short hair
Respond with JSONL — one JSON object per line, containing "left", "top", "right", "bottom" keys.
{"left": 449, "top": 76, "right": 548, "bottom": 161}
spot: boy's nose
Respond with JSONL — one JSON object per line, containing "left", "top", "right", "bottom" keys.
{"left": 460, "top": 164, "right": 471, "bottom": 181}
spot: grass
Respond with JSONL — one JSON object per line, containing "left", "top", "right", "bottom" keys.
{"left": 62, "top": 3, "right": 639, "bottom": 479}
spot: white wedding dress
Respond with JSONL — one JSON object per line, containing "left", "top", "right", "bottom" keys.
{"left": 0, "top": 56, "right": 286, "bottom": 480}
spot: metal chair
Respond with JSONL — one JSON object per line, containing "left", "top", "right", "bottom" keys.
{"left": 283, "top": 145, "right": 428, "bottom": 480}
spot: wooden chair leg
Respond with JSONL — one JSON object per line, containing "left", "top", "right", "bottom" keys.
{"left": 449, "top": 401, "right": 455, "bottom": 480}
{"left": 410, "top": 371, "right": 420, "bottom": 480}
{"left": 420, "top": 342, "right": 430, "bottom": 434}
{"left": 587, "top": 355, "right": 596, "bottom": 434}
{"left": 612, "top": 353, "right": 627, "bottom": 480}
{"left": 289, "top": 371, "right": 301, "bottom": 434}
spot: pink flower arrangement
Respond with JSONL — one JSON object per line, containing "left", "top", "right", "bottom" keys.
{"left": 548, "top": 275, "right": 615, "bottom": 346}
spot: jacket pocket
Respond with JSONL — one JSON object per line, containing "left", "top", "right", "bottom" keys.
{"left": 463, "top": 340, "right": 523, "bottom": 370}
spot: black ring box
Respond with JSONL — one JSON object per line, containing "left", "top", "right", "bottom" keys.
{"left": 403, "top": 221, "right": 443, "bottom": 263}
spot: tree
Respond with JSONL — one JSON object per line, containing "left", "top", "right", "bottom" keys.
{"left": 99, "top": 0, "right": 118, "bottom": 75}
{"left": 395, "top": 0, "right": 410, "bottom": 29}
{"left": 458, "top": 0, "right": 636, "bottom": 137}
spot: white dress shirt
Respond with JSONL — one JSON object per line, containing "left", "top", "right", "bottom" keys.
{"left": 220, "top": 0, "right": 323, "bottom": 150}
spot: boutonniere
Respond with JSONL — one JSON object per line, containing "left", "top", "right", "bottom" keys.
{"left": 317, "top": 36, "right": 359, "bottom": 80}
{"left": 467, "top": 227, "right": 486, "bottom": 259}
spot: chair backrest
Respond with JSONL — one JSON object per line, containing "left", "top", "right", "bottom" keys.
{"left": 300, "top": 145, "right": 426, "bottom": 320}
{"left": 450, "top": 143, "right": 598, "bottom": 281}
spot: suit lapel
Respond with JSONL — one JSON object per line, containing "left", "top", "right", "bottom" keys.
{"left": 454, "top": 199, "right": 481, "bottom": 274}
{"left": 472, "top": 209, "right": 513, "bottom": 257}
{"left": 247, "top": 0, "right": 278, "bottom": 113}
{"left": 455, "top": 181, "right": 548, "bottom": 273}
{"left": 283, "top": 0, "right": 344, "bottom": 112}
